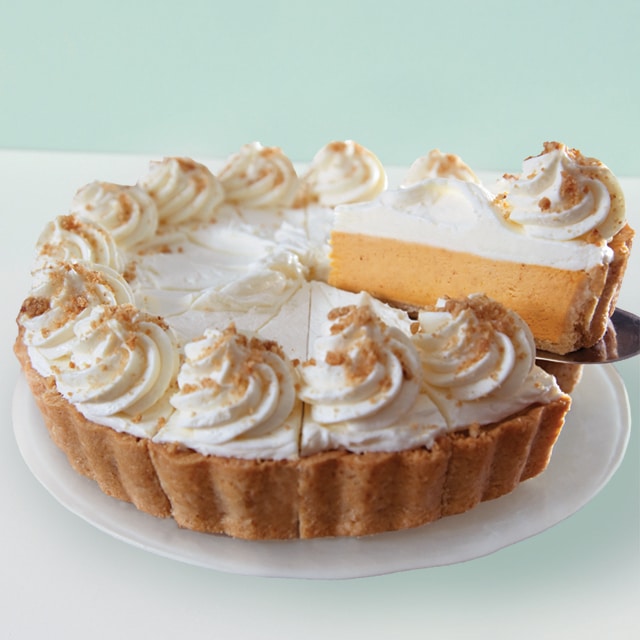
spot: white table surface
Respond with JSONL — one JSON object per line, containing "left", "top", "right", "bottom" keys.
{"left": 1, "top": 149, "right": 638, "bottom": 639}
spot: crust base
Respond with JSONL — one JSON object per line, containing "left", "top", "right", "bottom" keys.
{"left": 16, "top": 335, "right": 571, "bottom": 540}
{"left": 15, "top": 338, "right": 171, "bottom": 518}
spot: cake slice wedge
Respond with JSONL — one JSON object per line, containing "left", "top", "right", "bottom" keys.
{"left": 329, "top": 143, "right": 633, "bottom": 354}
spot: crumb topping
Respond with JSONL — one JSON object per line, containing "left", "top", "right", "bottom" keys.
{"left": 136, "top": 243, "right": 175, "bottom": 256}
{"left": 182, "top": 324, "right": 289, "bottom": 395}
{"left": 260, "top": 146, "right": 283, "bottom": 158}
{"left": 96, "top": 303, "right": 170, "bottom": 333}
{"left": 327, "top": 141, "right": 348, "bottom": 153}
{"left": 173, "top": 158, "right": 209, "bottom": 194}
{"left": 20, "top": 263, "right": 132, "bottom": 337}
{"left": 192, "top": 171, "right": 208, "bottom": 193}
{"left": 328, "top": 305, "right": 376, "bottom": 335}
{"left": 559, "top": 170, "right": 587, "bottom": 208}
{"left": 417, "top": 295, "right": 528, "bottom": 373}
{"left": 542, "top": 141, "right": 602, "bottom": 168}
{"left": 175, "top": 157, "right": 199, "bottom": 173}
{"left": 39, "top": 215, "right": 104, "bottom": 259}
{"left": 122, "top": 260, "right": 137, "bottom": 283}
{"left": 20, "top": 296, "right": 50, "bottom": 318}
{"left": 492, "top": 192, "right": 511, "bottom": 219}
{"left": 325, "top": 339, "right": 381, "bottom": 383}
{"left": 435, "top": 295, "right": 518, "bottom": 339}
{"left": 424, "top": 150, "right": 470, "bottom": 177}
{"left": 59, "top": 214, "right": 83, "bottom": 233}
{"left": 322, "top": 304, "right": 414, "bottom": 384}
{"left": 538, "top": 197, "right": 551, "bottom": 211}
{"left": 116, "top": 192, "right": 134, "bottom": 224}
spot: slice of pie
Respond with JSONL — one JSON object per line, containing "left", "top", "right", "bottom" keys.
{"left": 329, "top": 142, "right": 634, "bottom": 354}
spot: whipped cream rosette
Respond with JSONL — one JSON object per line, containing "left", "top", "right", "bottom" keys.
{"left": 18, "top": 261, "right": 134, "bottom": 377}
{"left": 299, "top": 298, "right": 445, "bottom": 454}
{"left": 33, "top": 214, "right": 124, "bottom": 273}
{"left": 218, "top": 142, "right": 300, "bottom": 208}
{"left": 402, "top": 149, "right": 480, "bottom": 186}
{"left": 71, "top": 181, "right": 159, "bottom": 248}
{"left": 155, "top": 326, "right": 301, "bottom": 460}
{"left": 412, "top": 294, "right": 562, "bottom": 428}
{"left": 301, "top": 140, "right": 387, "bottom": 206}
{"left": 332, "top": 175, "right": 617, "bottom": 271}
{"left": 191, "top": 246, "right": 308, "bottom": 313}
{"left": 53, "top": 304, "right": 180, "bottom": 437}
{"left": 138, "top": 157, "right": 225, "bottom": 224}
{"left": 498, "top": 141, "right": 626, "bottom": 242}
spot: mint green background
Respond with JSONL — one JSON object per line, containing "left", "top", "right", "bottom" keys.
{"left": 1, "top": 0, "right": 639, "bottom": 175}
{"left": 1, "top": 2, "right": 639, "bottom": 638}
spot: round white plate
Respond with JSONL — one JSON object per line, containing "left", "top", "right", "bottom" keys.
{"left": 12, "top": 365, "right": 630, "bottom": 580}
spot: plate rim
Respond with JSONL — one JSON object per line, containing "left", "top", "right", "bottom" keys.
{"left": 12, "top": 365, "right": 631, "bottom": 580}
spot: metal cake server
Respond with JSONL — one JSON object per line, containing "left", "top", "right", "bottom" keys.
{"left": 535, "top": 308, "right": 640, "bottom": 364}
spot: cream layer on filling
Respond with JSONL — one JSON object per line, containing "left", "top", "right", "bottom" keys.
{"left": 19, "top": 141, "right": 576, "bottom": 460}
{"left": 333, "top": 178, "right": 613, "bottom": 271}
{"left": 334, "top": 142, "right": 627, "bottom": 271}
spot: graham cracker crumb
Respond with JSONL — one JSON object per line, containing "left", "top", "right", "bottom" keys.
{"left": 20, "top": 296, "right": 50, "bottom": 318}
{"left": 538, "top": 197, "right": 551, "bottom": 211}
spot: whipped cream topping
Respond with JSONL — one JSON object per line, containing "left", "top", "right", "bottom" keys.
{"left": 497, "top": 142, "right": 626, "bottom": 242}
{"left": 218, "top": 142, "right": 300, "bottom": 208}
{"left": 19, "top": 261, "right": 135, "bottom": 377}
{"left": 128, "top": 224, "right": 308, "bottom": 343}
{"left": 138, "top": 157, "right": 225, "bottom": 224}
{"left": 301, "top": 140, "right": 387, "bottom": 206}
{"left": 402, "top": 149, "right": 480, "bottom": 186}
{"left": 71, "top": 182, "right": 159, "bottom": 249}
{"left": 33, "top": 214, "right": 124, "bottom": 273}
{"left": 334, "top": 177, "right": 616, "bottom": 270}
{"left": 191, "top": 246, "right": 307, "bottom": 313}
{"left": 54, "top": 304, "right": 179, "bottom": 437}
{"left": 299, "top": 293, "right": 446, "bottom": 454}
{"left": 155, "top": 326, "right": 300, "bottom": 459}
{"left": 412, "top": 294, "right": 561, "bottom": 428}
{"left": 19, "top": 140, "right": 580, "bottom": 458}
{"left": 223, "top": 203, "right": 335, "bottom": 281}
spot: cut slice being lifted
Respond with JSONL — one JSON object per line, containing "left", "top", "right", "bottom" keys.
{"left": 329, "top": 143, "right": 634, "bottom": 354}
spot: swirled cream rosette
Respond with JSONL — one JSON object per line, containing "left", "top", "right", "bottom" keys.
{"left": 54, "top": 304, "right": 180, "bottom": 438}
{"left": 412, "top": 294, "right": 561, "bottom": 428}
{"left": 71, "top": 181, "right": 159, "bottom": 248}
{"left": 498, "top": 141, "right": 626, "bottom": 242}
{"left": 33, "top": 214, "right": 124, "bottom": 273}
{"left": 301, "top": 140, "right": 387, "bottom": 206}
{"left": 155, "top": 325, "right": 301, "bottom": 460}
{"left": 402, "top": 149, "right": 480, "bottom": 186}
{"left": 18, "top": 261, "right": 134, "bottom": 378}
{"left": 218, "top": 142, "right": 300, "bottom": 208}
{"left": 138, "top": 157, "right": 225, "bottom": 224}
{"left": 299, "top": 300, "right": 445, "bottom": 454}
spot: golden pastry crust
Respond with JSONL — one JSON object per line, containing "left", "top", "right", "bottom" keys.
{"left": 15, "top": 335, "right": 170, "bottom": 518}
{"left": 545, "top": 223, "right": 634, "bottom": 354}
{"left": 148, "top": 443, "right": 299, "bottom": 539}
{"left": 16, "top": 332, "right": 570, "bottom": 540}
